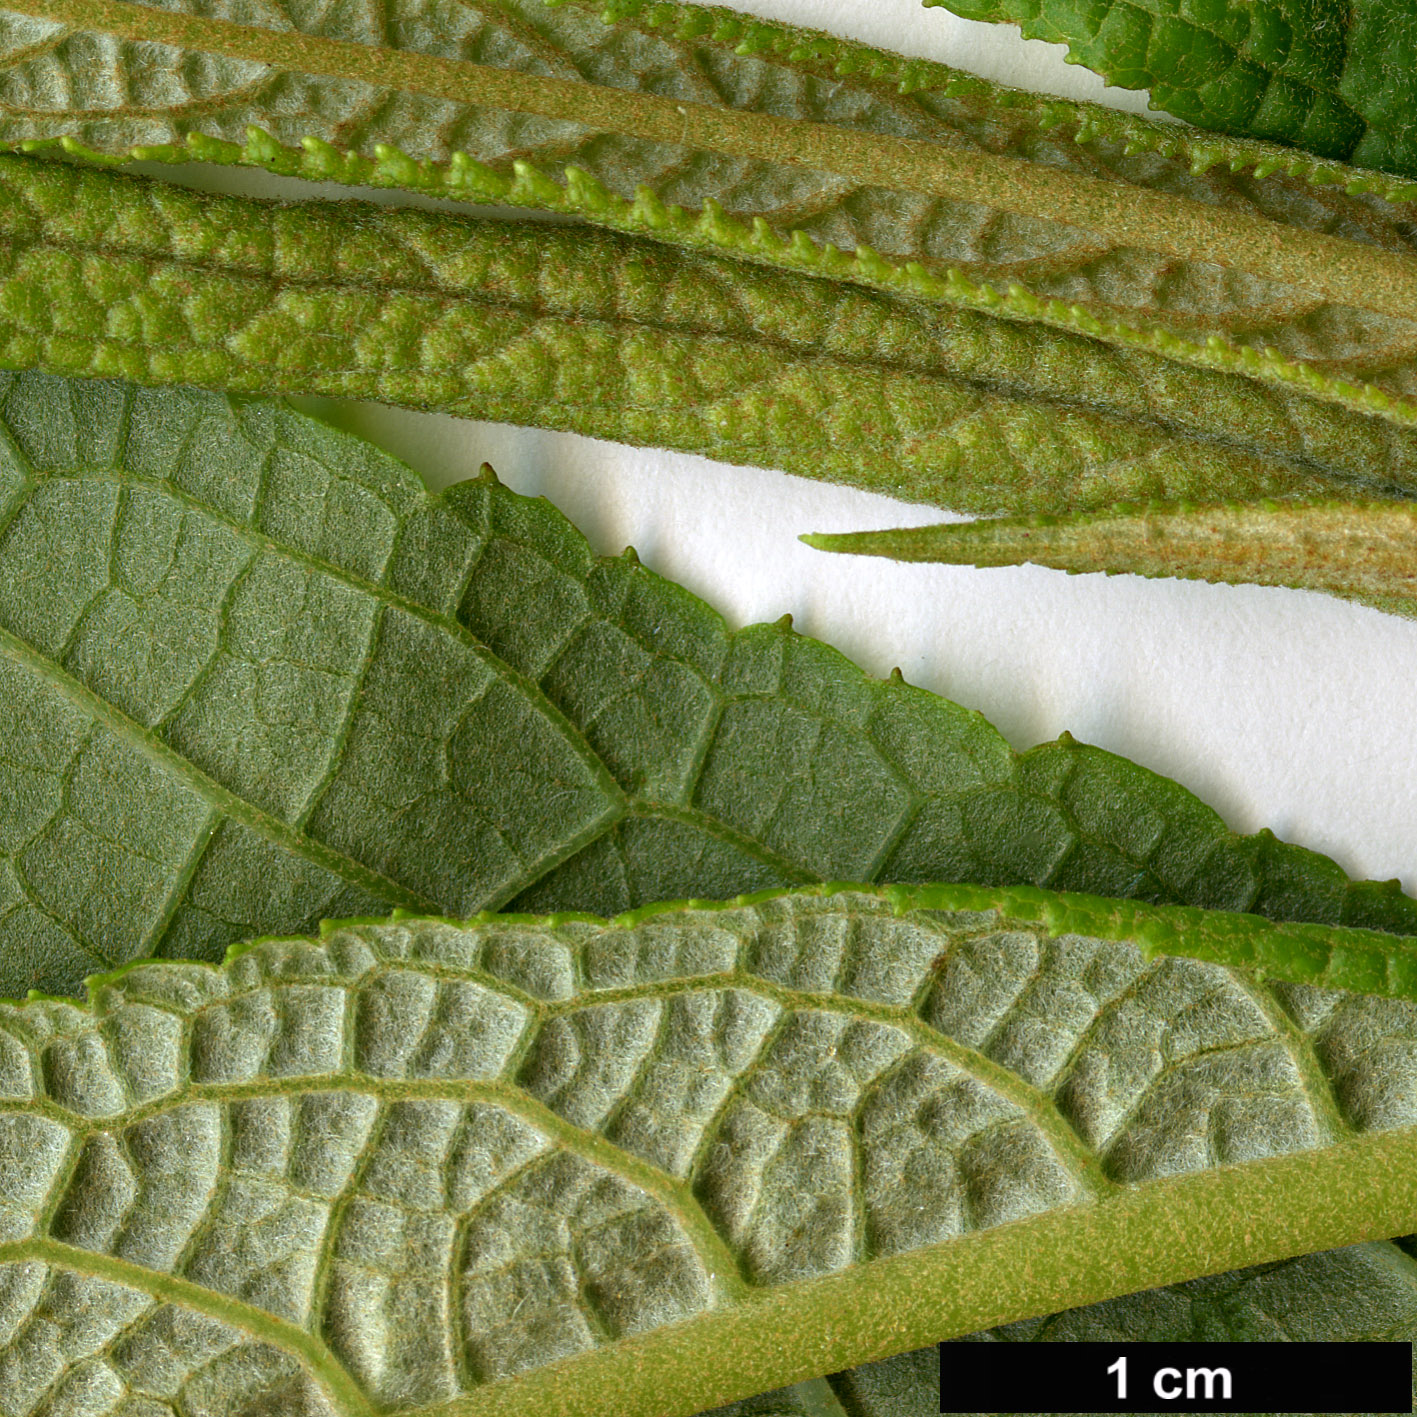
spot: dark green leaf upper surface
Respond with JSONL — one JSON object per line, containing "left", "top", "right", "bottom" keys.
{"left": 2, "top": 372, "right": 1415, "bottom": 998}
{"left": 924, "top": 0, "right": 1417, "bottom": 178}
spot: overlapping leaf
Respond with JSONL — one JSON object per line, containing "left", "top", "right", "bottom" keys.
{"left": 2, "top": 0, "right": 1416, "bottom": 610}
{"left": 2, "top": 370, "right": 1415, "bottom": 1406}
{"left": 0, "top": 0, "right": 1408, "bottom": 1401}
{"left": 923, "top": 0, "right": 1417, "bottom": 178}
{"left": 1, "top": 153, "right": 1413, "bottom": 516}
{"left": 3, "top": 886, "right": 1417, "bottom": 1416}
{"left": 5, "top": 371, "right": 1417, "bottom": 1002}
{"left": 804, "top": 498, "right": 1417, "bottom": 621}
{"left": 1, "top": 0, "right": 1417, "bottom": 435}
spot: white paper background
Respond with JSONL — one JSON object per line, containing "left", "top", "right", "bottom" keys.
{"left": 142, "top": 0, "right": 1417, "bottom": 893}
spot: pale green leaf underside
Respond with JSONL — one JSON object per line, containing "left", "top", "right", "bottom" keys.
{"left": 1, "top": 152, "right": 1414, "bottom": 517}
{"left": 3, "top": 0, "right": 1417, "bottom": 434}
{"left": 711, "top": 1242, "right": 1417, "bottom": 1416}
{"left": 4, "top": 369, "right": 1416, "bottom": 1392}
{"left": 4, "top": 886, "right": 1417, "bottom": 1417}
{"left": 804, "top": 498, "right": 1417, "bottom": 622}
{"left": 7, "top": 371, "right": 1417, "bottom": 1004}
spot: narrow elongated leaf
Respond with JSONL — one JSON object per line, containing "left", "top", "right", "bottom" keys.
{"left": 4, "top": 885, "right": 1417, "bottom": 1417}
{"left": 715, "top": 1242, "right": 1417, "bottom": 1415}
{"left": 803, "top": 499, "right": 1417, "bottom": 621}
{"left": 923, "top": 0, "right": 1417, "bottom": 178}
{"left": 2, "top": 0, "right": 1417, "bottom": 437}
{"left": 0, "top": 153, "right": 1412, "bottom": 516}
{"left": 5, "top": 371, "right": 1417, "bottom": 1003}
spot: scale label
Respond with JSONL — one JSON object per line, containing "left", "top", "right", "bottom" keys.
{"left": 941, "top": 1340, "right": 1414, "bottom": 1413}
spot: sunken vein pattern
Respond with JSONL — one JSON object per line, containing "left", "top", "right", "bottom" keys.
{"left": 2, "top": 0, "right": 1417, "bottom": 395}
{"left": 2, "top": 370, "right": 1415, "bottom": 1001}
{"left": 0, "top": 154, "right": 1407, "bottom": 512}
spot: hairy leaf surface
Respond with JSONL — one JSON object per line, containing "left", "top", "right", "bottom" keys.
{"left": 1, "top": 152, "right": 1413, "bottom": 516}
{"left": 3, "top": 887, "right": 1417, "bottom": 1416}
{"left": 923, "top": 0, "right": 1417, "bottom": 178}
{"left": 5, "top": 372, "right": 1417, "bottom": 1002}
{"left": 804, "top": 499, "right": 1417, "bottom": 622}
{"left": 3, "top": 0, "right": 1417, "bottom": 435}
{"left": 710, "top": 1243, "right": 1417, "bottom": 1415}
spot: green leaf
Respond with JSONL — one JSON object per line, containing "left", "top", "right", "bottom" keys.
{"left": 922, "top": 0, "right": 1417, "bottom": 179}
{"left": 4, "top": 370, "right": 1417, "bottom": 1001}
{"left": 712, "top": 1243, "right": 1417, "bottom": 1415}
{"left": 802, "top": 498, "right": 1417, "bottom": 621}
{"left": 4, "top": 368, "right": 1415, "bottom": 1406}
{"left": 4, "top": 885, "right": 1417, "bottom": 1416}
{"left": 2, "top": 0, "right": 1417, "bottom": 441}
{"left": 9, "top": 0, "right": 1417, "bottom": 609}
{"left": 2, "top": 152, "right": 1399, "bottom": 520}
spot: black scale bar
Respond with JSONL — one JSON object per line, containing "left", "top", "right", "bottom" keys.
{"left": 941, "top": 1341, "right": 1414, "bottom": 1413}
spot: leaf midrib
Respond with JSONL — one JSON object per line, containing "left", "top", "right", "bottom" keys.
{"left": 0, "top": 459, "right": 637, "bottom": 939}
{"left": 14, "top": 1000, "right": 1395, "bottom": 1409}
{"left": 12, "top": 0, "right": 1417, "bottom": 326}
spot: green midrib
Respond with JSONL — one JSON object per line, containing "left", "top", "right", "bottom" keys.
{"left": 15, "top": 881, "right": 1417, "bottom": 1414}
{"left": 0, "top": 463, "right": 915, "bottom": 971}
{"left": 9, "top": 0, "right": 1417, "bottom": 326}
{"left": 21, "top": 1126, "right": 1417, "bottom": 1417}
{"left": 0, "top": 459, "right": 627, "bottom": 958}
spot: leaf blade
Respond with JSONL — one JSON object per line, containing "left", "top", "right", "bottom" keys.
{"left": 803, "top": 499, "right": 1417, "bottom": 621}
{"left": 3, "top": 0, "right": 1417, "bottom": 436}
{"left": 6, "top": 885, "right": 1417, "bottom": 1415}
{"left": 923, "top": 0, "right": 1417, "bottom": 180}
{"left": 2, "top": 370, "right": 1415, "bottom": 997}
{"left": 0, "top": 153, "right": 1414, "bottom": 520}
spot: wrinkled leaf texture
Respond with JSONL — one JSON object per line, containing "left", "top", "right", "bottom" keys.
{"left": 0, "top": 152, "right": 1413, "bottom": 520}
{"left": 2, "top": 887, "right": 1417, "bottom": 1416}
{"left": 5, "top": 0, "right": 1417, "bottom": 613}
{"left": 5, "top": 372, "right": 1417, "bottom": 991}
{"left": 0, "top": 0, "right": 1411, "bottom": 1397}
{"left": 1, "top": 371, "right": 1416, "bottom": 1407}
{"left": 1, "top": 0, "right": 1417, "bottom": 443}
